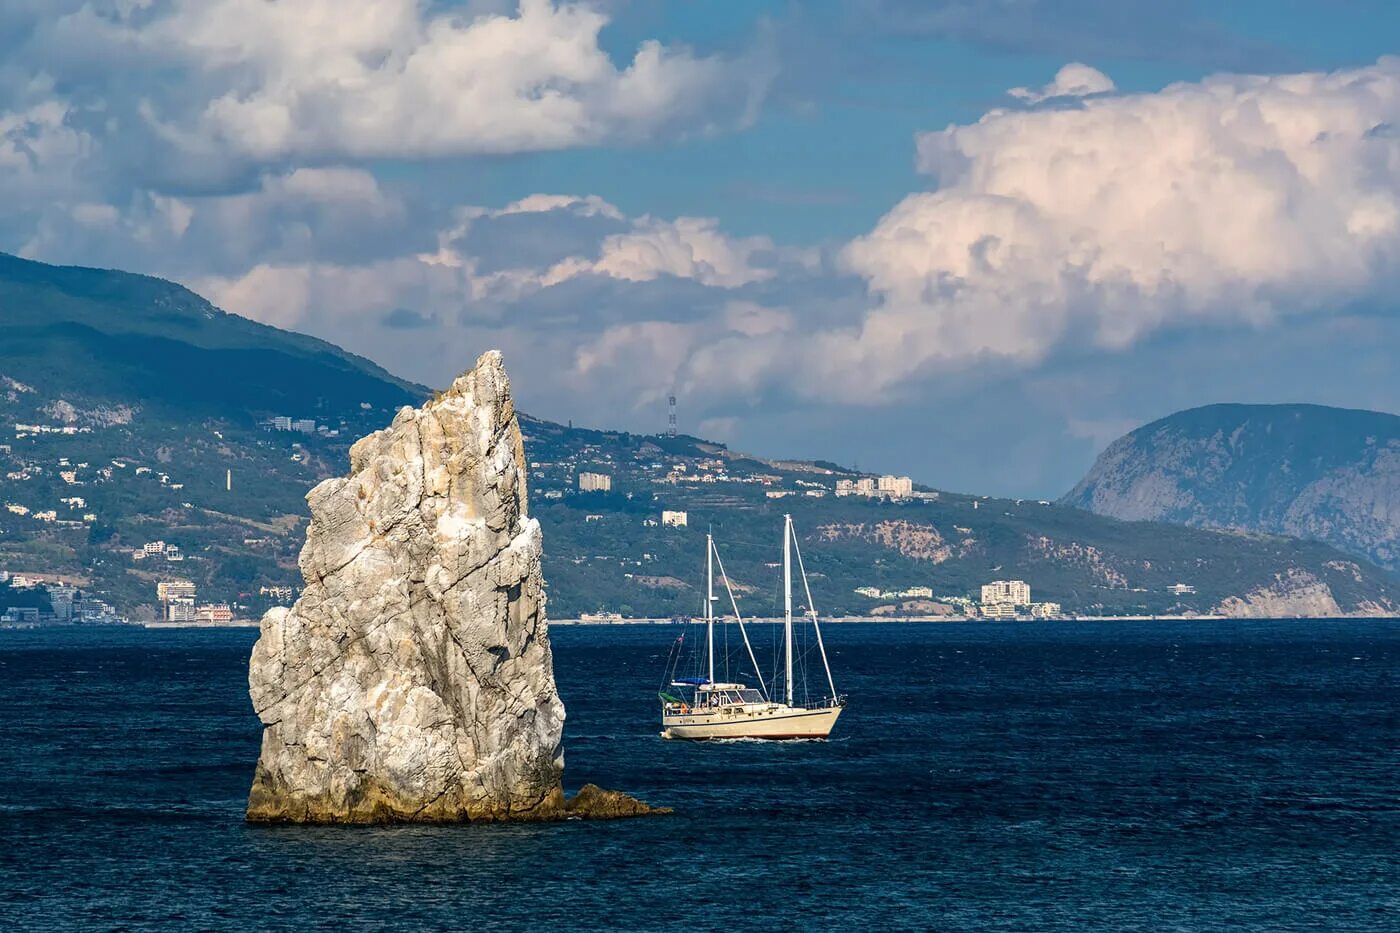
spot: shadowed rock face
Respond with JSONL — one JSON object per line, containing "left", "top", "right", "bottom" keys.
{"left": 246, "top": 351, "right": 661, "bottom": 823}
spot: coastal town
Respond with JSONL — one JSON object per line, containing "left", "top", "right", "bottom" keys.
{"left": 0, "top": 381, "right": 1329, "bottom": 626}
{"left": 2, "top": 403, "right": 1095, "bottom": 627}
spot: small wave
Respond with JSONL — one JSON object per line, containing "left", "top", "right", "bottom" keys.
{"left": 0, "top": 803, "right": 43, "bottom": 814}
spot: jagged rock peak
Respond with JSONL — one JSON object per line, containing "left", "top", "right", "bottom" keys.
{"left": 245, "top": 351, "right": 663, "bottom": 823}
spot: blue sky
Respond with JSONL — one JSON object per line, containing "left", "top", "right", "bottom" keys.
{"left": 464, "top": 0, "right": 1400, "bottom": 243}
{"left": 4, "top": 1, "right": 1400, "bottom": 496}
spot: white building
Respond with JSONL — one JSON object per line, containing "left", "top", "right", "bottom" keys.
{"left": 981, "top": 580, "right": 1031, "bottom": 609}
{"left": 661, "top": 510, "right": 688, "bottom": 527}
{"left": 856, "top": 584, "right": 935, "bottom": 600}
{"left": 838, "top": 477, "right": 879, "bottom": 496}
{"left": 167, "top": 597, "right": 198, "bottom": 623}
{"left": 878, "top": 475, "right": 914, "bottom": 497}
{"left": 157, "top": 580, "right": 197, "bottom": 602}
{"left": 196, "top": 603, "right": 234, "bottom": 624}
{"left": 143, "top": 541, "right": 166, "bottom": 555}
{"left": 1031, "top": 602, "right": 1062, "bottom": 619}
{"left": 47, "top": 584, "right": 76, "bottom": 621}
{"left": 578, "top": 471, "right": 612, "bottom": 493}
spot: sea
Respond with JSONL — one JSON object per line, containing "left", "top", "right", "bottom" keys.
{"left": 1, "top": 620, "right": 1397, "bottom": 931}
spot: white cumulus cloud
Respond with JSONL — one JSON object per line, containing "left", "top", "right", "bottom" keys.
{"left": 424, "top": 202, "right": 779, "bottom": 297}
{"left": 818, "top": 58, "right": 1400, "bottom": 398}
{"left": 1008, "top": 62, "right": 1116, "bottom": 103}
{"left": 573, "top": 217, "right": 776, "bottom": 288}
{"left": 71, "top": 0, "right": 769, "bottom": 163}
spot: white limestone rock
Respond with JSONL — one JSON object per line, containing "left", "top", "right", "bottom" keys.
{"left": 246, "top": 351, "right": 567, "bottom": 822}
{"left": 1213, "top": 568, "right": 1343, "bottom": 619}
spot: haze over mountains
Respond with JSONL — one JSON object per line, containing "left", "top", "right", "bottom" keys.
{"left": 2, "top": 254, "right": 1398, "bottom": 620}
{"left": 1065, "top": 404, "right": 1400, "bottom": 572}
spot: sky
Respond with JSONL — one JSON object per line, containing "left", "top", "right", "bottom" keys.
{"left": 5, "top": 1, "right": 1400, "bottom": 497}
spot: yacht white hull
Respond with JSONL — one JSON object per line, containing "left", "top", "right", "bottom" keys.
{"left": 661, "top": 704, "right": 842, "bottom": 740}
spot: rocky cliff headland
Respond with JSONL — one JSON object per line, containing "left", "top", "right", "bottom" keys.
{"left": 245, "top": 351, "right": 663, "bottom": 823}
{"left": 1064, "top": 403, "right": 1400, "bottom": 572}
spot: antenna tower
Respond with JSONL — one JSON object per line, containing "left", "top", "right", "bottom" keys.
{"left": 667, "top": 394, "right": 677, "bottom": 437}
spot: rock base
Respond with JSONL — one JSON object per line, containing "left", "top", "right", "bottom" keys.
{"left": 246, "top": 775, "right": 668, "bottom": 825}
{"left": 562, "top": 784, "right": 672, "bottom": 820}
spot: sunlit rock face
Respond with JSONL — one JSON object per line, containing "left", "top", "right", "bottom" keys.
{"left": 245, "top": 351, "right": 566, "bottom": 823}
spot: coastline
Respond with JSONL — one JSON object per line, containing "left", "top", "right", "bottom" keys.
{"left": 549, "top": 613, "right": 1400, "bottom": 625}
{"left": 142, "top": 620, "right": 261, "bottom": 629}
{"left": 6, "top": 615, "right": 1397, "bottom": 633}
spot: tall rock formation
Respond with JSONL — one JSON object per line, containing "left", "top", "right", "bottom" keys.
{"left": 246, "top": 351, "right": 656, "bottom": 823}
{"left": 1063, "top": 403, "right": 1400, "bottom": 572}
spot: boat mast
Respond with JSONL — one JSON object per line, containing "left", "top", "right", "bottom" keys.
{"left": 783, "top": 514, "right": 794, "bottom": 707}
{"left": 706, "top": 532, "right": 715, "bottom": 686}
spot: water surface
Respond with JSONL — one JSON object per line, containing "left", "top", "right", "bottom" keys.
{"left": 2, "top": 621, "right": 1397, "bottom": 930}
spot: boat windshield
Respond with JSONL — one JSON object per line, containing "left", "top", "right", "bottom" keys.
{"left": 708, "top": 689, "right": 764, "bottom": 705}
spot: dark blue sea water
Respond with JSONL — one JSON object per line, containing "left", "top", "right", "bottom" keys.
{"left": 2, "top": 621, "right": 1397, "bottom": 931}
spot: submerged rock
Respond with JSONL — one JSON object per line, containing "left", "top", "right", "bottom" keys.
{"left": 246, "top": 351, "right": 661, "bottom": 823}
{"left": 564, "top": 783, "right": 671, "bottom": 819}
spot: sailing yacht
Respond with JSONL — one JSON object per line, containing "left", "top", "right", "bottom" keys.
{"left": 659, "top": 514, "right": 845, "bottom": 740}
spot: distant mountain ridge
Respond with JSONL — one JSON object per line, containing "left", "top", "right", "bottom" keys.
{"left": 1063, "top": 403, "right": 1400, "bottom": 570}
{"left": 0, "top": 252, "right": 425, "bottom": 415}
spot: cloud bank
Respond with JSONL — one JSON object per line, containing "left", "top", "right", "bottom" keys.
{"left": 6, "top": 20, "right": 1400, "bottom": 493}
{"left": 818, "top": 58, "right": 1400, "bottom": 396}
{"left": 16, "top": 57, "right": 1400, "bottom": 424}
{"left": 135, "top": 0, "right": 766, "bottom": 161}
{"left": 523, "top": 58, "right": 1400, "bottom": 413}
{"left": 0, "top": 0, "right": 769, "bottom": 197}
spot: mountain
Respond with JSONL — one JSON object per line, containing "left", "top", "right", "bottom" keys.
{"left": 0, "top": 252, "right": 425, "bottom": 415}
{"left": 1, "top": 252, "right": 426, "bottom": 614}
{"left": 3, "top": 254, "right": 1398, "bottom": 620}
{"left": 1063, "top": 403, "right": 1400, "bottom": 571}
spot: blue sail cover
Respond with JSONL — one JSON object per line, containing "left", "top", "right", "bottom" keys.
{"left": 673, "top": 677, "right": 710, "bottom": 685}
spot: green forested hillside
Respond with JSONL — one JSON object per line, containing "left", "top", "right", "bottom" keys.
{"left": 0, "top": 252, "right": 422, "bottom": 413}
{"left": 523, "top": 424, "right": 1396, "bottom": 618}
